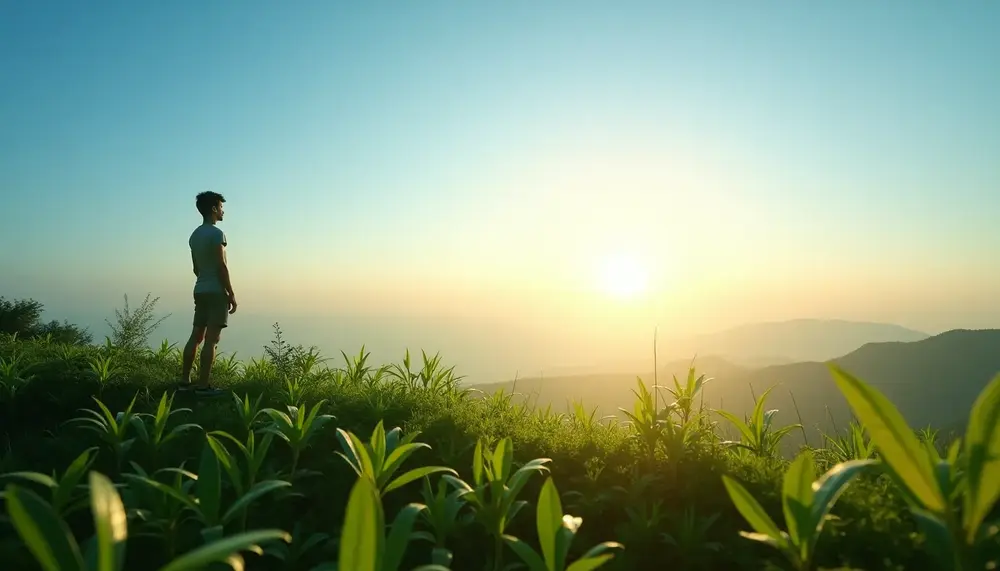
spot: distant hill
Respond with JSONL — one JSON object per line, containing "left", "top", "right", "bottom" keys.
{"left": 475, "top": 329, "right": 1000, "bottom": 451}
{"left": 662, "top": 318, "right": 930, "bottom": 364}
{"left": 475, "top": 355, "right": 750, "bottom": 412}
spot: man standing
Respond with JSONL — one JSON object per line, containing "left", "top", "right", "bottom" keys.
{"left": 180, "top": 191, "right": 237, "bottom": 396}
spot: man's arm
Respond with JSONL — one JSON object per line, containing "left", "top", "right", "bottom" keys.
{"left": 214, "top": 242, "right": 236, "bottom": 300}
{"left": 191, "top": 250, "right": 199, "bottom": 276}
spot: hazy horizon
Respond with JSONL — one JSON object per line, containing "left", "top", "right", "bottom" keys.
{"left": 3, "top": 2, "right": 999, "bottom": 382}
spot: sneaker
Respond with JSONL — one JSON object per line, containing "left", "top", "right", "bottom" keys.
{"left": 194, "top": 386, "right": 227, "bottom": 397}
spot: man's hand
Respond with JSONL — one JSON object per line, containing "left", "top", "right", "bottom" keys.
{"left": 228, "top": 294, "right": 238, "bottom": 314}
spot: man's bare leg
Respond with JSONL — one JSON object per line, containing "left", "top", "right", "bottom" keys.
{"left": 181, "top": 326, "right": 206, "bottom": 385}
{"left": 197, "top": 325, "right": 223, "bottom": 388}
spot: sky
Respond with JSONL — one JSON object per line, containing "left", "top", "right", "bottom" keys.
{"left": 2, "top": 2, "right": 999, "bottom": 381}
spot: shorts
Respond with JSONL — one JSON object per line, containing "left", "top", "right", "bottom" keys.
{"left": 193, "top": 292, "right": 229, "bottom": 328}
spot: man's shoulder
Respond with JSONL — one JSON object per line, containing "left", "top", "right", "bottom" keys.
{"left": 190, "top": 224, "right": 226, "bottom": 243}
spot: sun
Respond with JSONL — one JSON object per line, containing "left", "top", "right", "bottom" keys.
{"left": 598, "top": 252, "right": 649, "bottom": 299}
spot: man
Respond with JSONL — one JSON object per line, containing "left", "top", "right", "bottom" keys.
{"left": 179, "top": 191, "right": 237, "bottom": 396}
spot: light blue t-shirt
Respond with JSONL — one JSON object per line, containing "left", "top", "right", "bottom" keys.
{"left": 189, "top": 224, "right": 227, "bottom": 294}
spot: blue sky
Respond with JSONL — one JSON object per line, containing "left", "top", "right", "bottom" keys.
{"left": 2, "top": 2, "right": 998, "bottom": 379}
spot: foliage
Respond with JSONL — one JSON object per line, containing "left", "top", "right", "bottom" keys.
{"left": 0, "top": 296, "right": 92, "bottom": 345}
{"left": 0, "top": 303, "right": 997, "bottom": 571}
{"left": 104, "top": 293, "right": 169, "bottom": 353}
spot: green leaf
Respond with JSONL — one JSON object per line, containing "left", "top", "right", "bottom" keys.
{"left": 339, "top": 477, "right": 383, "bottom": 571}
{"left": 808, "top": 459, "right": 875, "bottom": 554}
{"left": 722, "top": 475, "right": 786, "bottom": 542}
{"left": 2, "top": 472, "right": 58, "bottom": 489}
{"left": 55, "top": 447, "right": 99, "bottom": 512}
{"left": 383, "top": 466, "right": 456, "bottom": 496}
{"left": 370, "top": 421, "right": 387, "bottom": 476}
{"left": 471, "top": 440, "right": 483, "bottom": 486}
{"left": 716, "top": 410, "right": 755, "bottom": 443}
{"left": 196, "top": 440, "right": 222, "bottom": 526}
{"left": 827, "top": 365, "right": 946, "bottom": 514}
{"left": 566, "top": 554, "right": 617, "bottom": 571}
{"left": 4, "top": 484, "right": 85, "bottom": 571}
{"left": 206, "top": 434, "right": 243, "bottom": 496}
{"left": 567, "top": 542, "right": 622, "bottom": 571}
{"left": 536, "top": 477, "right": 563, "bottom": 570}
{"left": 337, "top": 429, "right": 375, "bottom": 479}
{"left": 383, "top": 503, "right": 425, "bottom": 571}
{"left": 221, "top": 480, "right": 293, "bottom": 524}
{"left": 157, "top": 530, "right": 290, "bottom": 571}
{"left": 911, "top": 508, "right": 959, "bottom": 571}
{"left": 89, "top": 472, "right": 128, "bottom": 571}
{"left": 782, "top": 450, "right": 816, "bottom": 551}
{"left": 493, "top": 438, "right": 513, "bottom": 481}
{"left": 962, "top": 372, "right": 1000, "bottom": 543}
{"left": 503, "top": 535, "right": 546, "bottom": 571}
{"left": 380, "top": 442, "right": 431, "bottom": 488}
{"left": 121, "top": 475, "right": 196, "bottom": 511}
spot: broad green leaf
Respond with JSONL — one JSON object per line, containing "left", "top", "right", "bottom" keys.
{"left": 502, "top": 535, "right": 546, "bottom": 571}
{"left": 536, "top": 478, "right": 563, "bottom": 570}
{"left": 5, "top": 484, "right": 85, "bottom": 571}
{"left": 158, "top": 530, "right": 290, "bottom": 571}
{"left": 196, "top": 440, "right": 222, "bottom": 525}
{"left": 828, "top": 365, "right": 946, "bottom": 514}
{"left": 722, "top": 475, "right": 785, "bottom": 542}
{"left": 962, "top": 373, "right": 1000, "bottom": 542}
{"left": 782, "top": 450, "right": 816, "bottom": 550}
{"left": 339, "top": 478, "right": 383, "bottom": 571}
{"left": 493, "top": 438, "right": 513, "bottom": 482}
{"left": 89, "top": 472, "right": 127, "bottom": 571}
{"left": 383, "top": 503, "right": 425, "bottom": 571}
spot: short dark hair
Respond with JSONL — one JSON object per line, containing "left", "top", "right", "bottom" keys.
{"left": 196, "top": 191, "right": 226, "bottom": 216}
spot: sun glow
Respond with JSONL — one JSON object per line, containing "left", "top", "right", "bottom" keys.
{"left": 598, "top": 252, "right": 649, "bottom": 299}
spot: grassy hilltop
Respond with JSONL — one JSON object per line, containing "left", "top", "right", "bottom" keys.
{"left": 0, "top": 294, "right": 998, "bottom": 571}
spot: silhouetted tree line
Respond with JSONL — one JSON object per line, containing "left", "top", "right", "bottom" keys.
{"left": 0, "top": 296, "right": 93, "bottom": 345}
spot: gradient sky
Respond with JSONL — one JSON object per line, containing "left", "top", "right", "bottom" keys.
{"left": 2, "top": 2, "right": 998, "bottom": 380}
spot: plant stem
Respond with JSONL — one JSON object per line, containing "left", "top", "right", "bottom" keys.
{"left": 493, "top": 534, "right": 503, "bottom": 571}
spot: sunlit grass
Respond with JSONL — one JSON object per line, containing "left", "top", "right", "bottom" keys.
{"left": 0, "top": 309, "right": 997, "bottom": 571}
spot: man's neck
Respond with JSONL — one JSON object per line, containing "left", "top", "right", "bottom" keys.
{"left": 202, "top": 217, "right": 216, "bottom": 226}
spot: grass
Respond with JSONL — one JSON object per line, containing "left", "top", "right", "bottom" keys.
{"left": 0, "top": 306, "right": 998, "bottom": 570}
